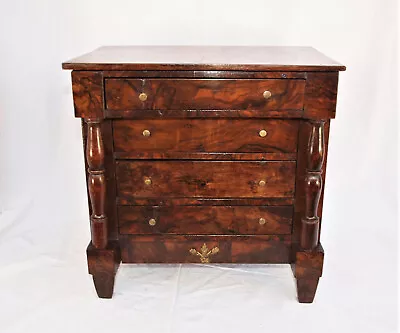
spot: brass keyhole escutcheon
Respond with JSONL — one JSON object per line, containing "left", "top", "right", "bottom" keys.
{"left": 142, "top": 129, "right": 151, "bottom": 137}
{"left": 144, "top": 177, "right": 152, "bottom": 185}
{"left": 259, "top": 217, "right": 266, "bottom": 225}
{"left": 139, "top": 92, "right": 148, "bottom": 101}
{"left": 259, "top": 129, "right": 268, "bottom": 137}
{"left": 258, "top": 180, "right": 266, "bottom": 187}
{"left": 263, "top": 90, "right": 272, "bottom": 99}
{"left": 148, "top": 218, "right": 156, "bottom": 226}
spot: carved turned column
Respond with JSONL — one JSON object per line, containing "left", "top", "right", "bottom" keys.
{"left": 86, "top": 119, "right": 108, "bottom": 249}
{"left": 300, "top": 121, "right": 325, "bottom": 250}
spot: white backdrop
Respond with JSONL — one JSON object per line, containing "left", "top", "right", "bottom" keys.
{"left": 0, "top": 1, "right": 398, "bottom": 332}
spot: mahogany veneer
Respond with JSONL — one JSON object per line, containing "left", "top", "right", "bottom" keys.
{"left": 104, "top": 78, "right": 305, "bottom": 111}
{"left": 63, "top": 46, "right": 345, "bottom": 303}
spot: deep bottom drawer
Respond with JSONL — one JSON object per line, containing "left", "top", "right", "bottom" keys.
{"left": 119, "top": 235, "right": 291, "bottom": 264}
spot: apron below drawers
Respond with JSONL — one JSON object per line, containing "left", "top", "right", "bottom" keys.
{"left": 116, "top": 160, "right": 296, "bottom": 200}
{"left": 118, "top": 205, "right": 293, "bottom": 235}
{"left": 119, "top": 235, "right": 291, "bottom": 264}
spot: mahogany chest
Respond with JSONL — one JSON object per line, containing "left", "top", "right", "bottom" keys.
{"left": 62, "top": 46, "right": 345, "bottom": 303}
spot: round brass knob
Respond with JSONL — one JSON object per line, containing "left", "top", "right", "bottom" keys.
{"left": 259, "top": 218, "right": 266, "bottom": 225}
{"left": 142, "top": 129, "right": 151, "bottom": 137}
{"left": 259, "top": 129, "right": 268, "bottom": 137}
{"left": 139, "top": 93, "right": 148, "bottom": 102}
{"left": 144, "top": 177, "right": 152, "bottom": 185}
{"left": 148, "top": 218, "right": 156, "bottom": 226}
{"left": 258, "top": 180, "right": 266, "bottom": 187}
{"left": 263, "top": 90, "right": 272, "bottom": 99}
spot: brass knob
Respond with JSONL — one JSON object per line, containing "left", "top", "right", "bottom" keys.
{"left": 259, "top": 129, "right": 268, "bottom": 137}
{"left": 144, "top": 177, "right": 152, "bottom": 185}
{"left": 139, "top": 93, "right": 148, "bottom": 102}
{"left": 258, "top": 180, "right": 266, "bottom": 187}
{"left": 259, "top": 217, "right": 266, "bottom": 225}
{"left": 148, "top": 218, "right": 156, "bottom": 226}
{"left": 142, "top": 129, "right": 151, "bottom": 137}
{"left": 263, "top": 90, "right": 272, "bottom": 99}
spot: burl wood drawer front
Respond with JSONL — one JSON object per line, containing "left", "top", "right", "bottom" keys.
{"left": 118, "top": 205, "right": 293, "bottom": 235}
{"left": 119, "top": 235, "right": 291, "bottom": 264}
{"left": 113, "top": 119, "right": 299, "bottom": 154}
{"left": 105, "top": 79, "right": 305, "bottom": 111}
{"left": 116, "top": 161, "right": 296, "bottom": 199}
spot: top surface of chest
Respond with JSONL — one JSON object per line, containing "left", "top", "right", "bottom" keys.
{"left": 62, "top": 45, "right": 345, "bottom": 72}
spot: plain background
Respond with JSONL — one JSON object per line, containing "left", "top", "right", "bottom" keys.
{"left": 0, "top": 0, "right": 398, "bottom": 332}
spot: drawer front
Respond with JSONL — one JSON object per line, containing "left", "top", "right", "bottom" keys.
{"left": 118, "top": 205, "right": 293, "bottom": 235}
{"left": 113, "top": 119, "right": 299, "bottom": 154}
{"left": 105, "top": 79, "right": 305, "bottom": 111}
{"left": 116, "top": 161, "right": 296, "bottom": 199}
{"left": 120, "top": 235, "right": 291, "bottom": 264}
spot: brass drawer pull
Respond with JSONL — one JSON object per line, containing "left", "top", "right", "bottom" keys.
{"left": 263, "top": 90, "right": 272, "bottom": 99}
{"left": 142, "top": 129, "right": 151, "bottom": 137}
{"left": 259, "top": 217, "right": 266, "bottom": 225}
{"left": 139, "top": 92, "right": 148, "bottom": 101}
{"left": 189, "top": 243, "right": 219, "bottom": 263}
{"left": 148, "top": 218, "right": 156, "bottom": 226}
{"left": 259, "top": 129, "right": 268, "bottom": 137}
{"left": 144, "top": 177, "right": 152, "bottom": 185}
{"left": 258, "top": 180, "right": 266, "bottom": 187}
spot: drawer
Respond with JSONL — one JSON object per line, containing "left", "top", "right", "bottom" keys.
{"left": 119, "top": 235, "right": 291, "bottom": 264}
{"left": 113, "top": 119, "right": 299, "bottom": 154}
{"left": 116, "top": 161, "right": 296, "bottom": 199}
{"left": 118, "top": 205, "right": 293, "bottom": 235}
{"left": 105, "top": 78, "right": 305, "bottom": 111}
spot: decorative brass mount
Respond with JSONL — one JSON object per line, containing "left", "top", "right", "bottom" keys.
{"left": 189, "top": 243, "right": 220, "bottom": 263}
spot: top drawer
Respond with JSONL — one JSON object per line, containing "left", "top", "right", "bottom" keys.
{"left": 104, "top": 79, "right": 305, "bottom": 111}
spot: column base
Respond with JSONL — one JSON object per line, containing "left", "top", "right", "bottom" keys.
{"left": 291, "top": 243, "right": 324, "bottom": 303}
{"left": 87, "top": 241, "right": 121, "bottom": 298}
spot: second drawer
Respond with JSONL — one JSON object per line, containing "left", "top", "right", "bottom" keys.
{"left": 113, "top": 119, "right": 299, "bottom": 154}
{"left": 116, "top": 161, "right": 296, "bottom": 199}
{"left": 118, "top": 205, "right": 293, "bottom": 235}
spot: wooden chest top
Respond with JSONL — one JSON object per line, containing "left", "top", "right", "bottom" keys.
{"left": 62, "top": 45, "right": 345, "bottom": 71}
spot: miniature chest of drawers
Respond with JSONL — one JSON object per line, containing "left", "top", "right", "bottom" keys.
{"left": 63, "top": 46, "right": 345, "bottom": 303}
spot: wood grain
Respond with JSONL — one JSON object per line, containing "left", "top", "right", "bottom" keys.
{"left": 113, "top": 119, "right": 299, "bottom": 154}
{"left": 105, "top": 79, "right": 305, "bottom": 111}
{"left": 87, "top": 241, "right": 121, "bottom": 298}
{"left": 113, "top": 152, "right": 297, "bottom": 161}
{"left": 72, "top": 71, "right": 104, "bottom": 119}
{"left": 105, "top": 108, "right": 304, "bottom": 119}
{"left": 300, "top": 121, "right": 325, "bottom": 250}
{"left": 116, "top": 197, "right": 295, "bottom": 206}
{"left": 119, "top": 235, "right": 291, "bottom": 264}
{"left": 292, "top": 121, "right": 330, "bottom": 258}
{"left": 86, "top": 119, "right": 108, "bottom": 249}
{"left": 292, "top": 244, "right": 324, "bottom": 303}
{"left": 304, "top": 72, "right": 339, "bottom": 119}
{"left": 118, "top": 205, "right": 293, "bottom": 235}
{"left": 116, "top": 161, "right": 296, "bottom": 199}
{"left": 103, "top": 70, "right": 307, "bottom": 79}
{"left": 82, "top": 120, "right": 119, "bottom": 241}
{"left": 62, "top": 46, "right": 346, "bottom": 71}
{"left": 63, "top": 46, "right": 345, "bottom": 302}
